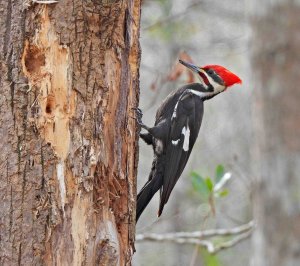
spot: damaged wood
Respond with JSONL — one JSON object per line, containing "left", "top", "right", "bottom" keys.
{"left": 0, "top": 0, "right": 141, "bottom": 265}
{"left": 21, "top": 9, "right": 75, "bottom": 161}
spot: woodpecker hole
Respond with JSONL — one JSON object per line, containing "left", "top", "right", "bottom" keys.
{"left": 45, "top": 96, "right": 55, "bottom": 114}
{"left": 23, "top": 42, "right": 45, "bottom": 75}
{"left": 45, "top": 105, "right": 52, "bottom": 114}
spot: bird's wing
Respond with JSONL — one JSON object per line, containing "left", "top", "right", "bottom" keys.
{"left": 158, "top": 92, "right": 203, "bottom": 216}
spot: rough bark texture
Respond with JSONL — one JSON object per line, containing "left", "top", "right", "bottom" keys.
{"left": 0, "top": 0, "right": 141, "bottom": 265}
{"left": 250, "top": 1, "right": 300, "bottom": 265}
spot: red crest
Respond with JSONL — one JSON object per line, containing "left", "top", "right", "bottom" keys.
{"left": 202, "top": 65, "right": 242, "bottom": 87}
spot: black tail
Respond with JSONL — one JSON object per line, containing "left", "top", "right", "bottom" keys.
{"left": 136, "top": 174, "right": 163, "bottom": 222}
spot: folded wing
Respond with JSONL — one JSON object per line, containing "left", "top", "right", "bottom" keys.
{"left": 158, "top": 92, "right": 203, "bottom": 216}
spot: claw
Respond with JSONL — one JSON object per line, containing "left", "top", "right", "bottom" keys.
{"left": 131, "top": 107, "right": 140, "bottom": 111}
{"left": 136, "top": 115, "right": 144, "bottom": 127}
{"left": 131, "top": 107, "right": 147, "bottom": 129}
{"left": 131, "top": 107, "right": 143, "bottom": 116}
{"left": 131, "top": 107, "right": 143, "bottom": 121}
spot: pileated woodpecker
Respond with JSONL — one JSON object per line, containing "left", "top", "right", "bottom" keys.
{"left": 136, "top": 59, "right": 242, "bottom": 222}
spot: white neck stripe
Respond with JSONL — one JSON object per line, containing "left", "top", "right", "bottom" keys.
{"left": 188, "top": 89, "right": 214, "bottom": 98}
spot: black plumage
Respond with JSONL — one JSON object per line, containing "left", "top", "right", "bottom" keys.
{"left": 136, "top": 83, "right": 208, "bottom": 222}
{"left": 135, "top": 59, "right": 242, "bottom": 222}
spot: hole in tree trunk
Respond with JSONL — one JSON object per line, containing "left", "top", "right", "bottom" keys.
{"left": 45, "top": 95, "right": 55, "bottom": 114}
{"left": 23, "top": 43, "right": 45, "bottom": 75}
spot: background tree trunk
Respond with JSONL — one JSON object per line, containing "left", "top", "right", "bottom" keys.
{"left": 250, "top": 1, "right": 300, "bottom": 265}
{"left": 0, "top": 1, "right": 140, "bottom": 265}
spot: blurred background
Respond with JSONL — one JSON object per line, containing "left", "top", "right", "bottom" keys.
{"left": 134, "top": 0, "right": 300, "bottom": 265}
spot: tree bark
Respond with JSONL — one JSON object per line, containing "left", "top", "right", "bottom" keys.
{"left": 250, "top": 1, "right": 300, "bottom": 265}
{"left": 0, "top": 1, "right": 140, "bottom": 265}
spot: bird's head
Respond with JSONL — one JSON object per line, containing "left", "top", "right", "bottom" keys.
{"left": 179, "top": 59, "right": 242, "bottom": 98}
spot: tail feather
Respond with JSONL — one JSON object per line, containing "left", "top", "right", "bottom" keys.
{"left": 136, "top": 174, "right": 163, "bottom": 222}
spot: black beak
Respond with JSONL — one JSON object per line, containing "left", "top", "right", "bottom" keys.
{"left": 179, "top": 60, "right": 199, "bottom": 73}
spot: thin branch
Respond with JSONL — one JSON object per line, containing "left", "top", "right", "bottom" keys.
{"left": 136, "top": 231, "right": 253, "bottom": 254}
{"left": 136, "top": 221, "right": 254, "bottom": 254}
{"left": 136, "top": 220, "right": 254, "bottom": 240}
{"left": 210, "top": 230, "right": 252, "bottom": 254}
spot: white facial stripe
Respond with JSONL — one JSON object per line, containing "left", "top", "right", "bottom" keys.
{"left": 197, "top": 74, "right": 208, "bottom": 89}
{"left": 200, "top": 70, "right": 225, "bottom": 93}
{"left": 182, "top": 126, "right": 190, "bottom": 151}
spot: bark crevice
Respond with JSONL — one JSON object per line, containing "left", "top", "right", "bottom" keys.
{"left": 0, "top": 1, "right": 140, "bottom": 265}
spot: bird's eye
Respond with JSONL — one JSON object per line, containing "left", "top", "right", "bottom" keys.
{"left": 207, "top": 69, "right": 214, "bottom": 75}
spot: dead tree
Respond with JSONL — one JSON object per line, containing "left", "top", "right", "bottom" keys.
{"left": 0, "top": 1, "right": 141, "bottom": 265}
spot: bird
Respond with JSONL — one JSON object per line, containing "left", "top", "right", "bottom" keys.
{"left": 135, "top": 59, "right": 242, "bottom": 222}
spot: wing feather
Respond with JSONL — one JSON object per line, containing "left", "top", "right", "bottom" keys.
{"left": 158, "top": 92, "right": 203, "bottom": 216}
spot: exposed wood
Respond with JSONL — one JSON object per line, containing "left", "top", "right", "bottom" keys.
{"left": 0, "top": 0, "right": 141, "bottom": 265}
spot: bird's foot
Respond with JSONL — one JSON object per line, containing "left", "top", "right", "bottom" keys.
{"left": 131, "top": 107, "right": 148, "bottom": 130}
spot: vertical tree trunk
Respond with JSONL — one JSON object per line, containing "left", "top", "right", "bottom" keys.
{"left": 250, "top": 1, "right": 300, "bottom": 265}
{"left": 0, "top": 1, "right": 140, "bottom": 265}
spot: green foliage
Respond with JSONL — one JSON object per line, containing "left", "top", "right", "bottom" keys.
{"left": 205, "top": 177, "right": 214, "bottom": 192}
{"left": 215, "top": 165, "right": 225, "bottom": 184}
{"left": 200, "top": 249, "right": 221, "bottom": 266}
{"left": 191, "top": 171, "right": 210, "bottom": 199}
{"left": 190, "top": 165, "right": 230, "bottom": 202}
{"left": 189, "top": 166, "right": 232, "bottom": 263}
{"left": 215, "top": 189, "right": 229, "bottom": 198}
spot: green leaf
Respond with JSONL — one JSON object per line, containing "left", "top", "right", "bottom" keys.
{"left": 215, "top": 164, "right": 225, "bottom": 183}
{"left": 200, "top": 248, "right": 221, "bottom": 266}
{"left": 219, "top": 189, "right": 229, "bottom": 197}
{"left": 215, "top": 189, "right": 229, "bottom": 198}
{"left": 191, "top": 172, "right": 210, "bottom": 197}
{"left": 205, "top": 177, "right": 214, "bottom": 192}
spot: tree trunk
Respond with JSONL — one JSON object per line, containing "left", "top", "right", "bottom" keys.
{"left": 250, "top": 1, "right": 300, "bottom": 265}
{"left": 0, "top": 1, "right": 140, "bottom": 265}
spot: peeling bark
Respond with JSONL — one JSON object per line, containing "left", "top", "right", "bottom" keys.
{"left": 0, "top": 0, "right": 141, "bottom": 265}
